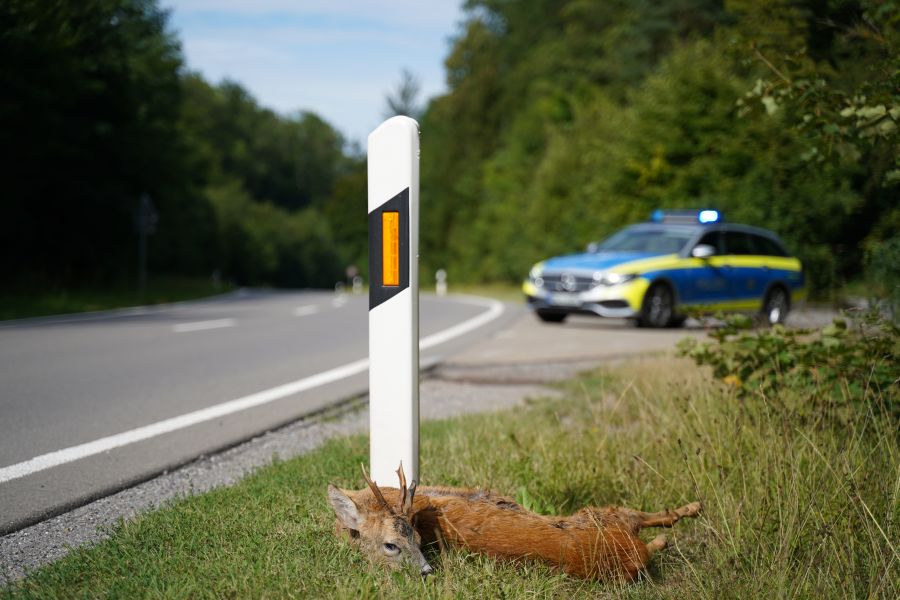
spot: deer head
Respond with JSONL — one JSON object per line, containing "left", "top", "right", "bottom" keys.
{"left": 327, "top": 463, "right": 432, "bottom": 577}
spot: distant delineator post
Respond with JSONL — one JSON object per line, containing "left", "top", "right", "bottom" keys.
{"left": 367, "top": 116, "right": 420, "bottom": 485}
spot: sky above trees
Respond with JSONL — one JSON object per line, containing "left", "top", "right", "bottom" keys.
{"left": 165, "top": 0, "right": 465, "bottom": 144}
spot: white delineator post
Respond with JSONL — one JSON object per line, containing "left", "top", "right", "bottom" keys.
{"left": 368, "top": 116, "right": 420, "bottom": 485}
{"left": 435, "top": 269, "right": 447, "bottom": 297}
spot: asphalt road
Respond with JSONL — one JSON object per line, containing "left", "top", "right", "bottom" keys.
{"left": 0, "top": 290, "right": 518, "bottom": 534}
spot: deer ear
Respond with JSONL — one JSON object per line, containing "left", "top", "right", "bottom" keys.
{"left": 328, "top": 484, "right": 363, "bottom": 530}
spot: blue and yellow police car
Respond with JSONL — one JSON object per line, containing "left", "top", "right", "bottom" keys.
{"left": 523, "top": 210, "right": 805, "bottom": 327}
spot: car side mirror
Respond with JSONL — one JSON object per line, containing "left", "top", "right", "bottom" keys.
{"left": 586, "top": 242, "right": 599, "bottom": 253}
{"left": 691, "top": 244, "right": 716, "bottom": 259}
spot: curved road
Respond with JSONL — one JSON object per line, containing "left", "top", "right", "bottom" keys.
{"left": 0, "top": 290, "right": 517, "bottom": 534}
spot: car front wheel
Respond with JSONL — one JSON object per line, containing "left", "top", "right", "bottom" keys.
{"left": 639, "top": 283, "right": 676, "bottom": 328}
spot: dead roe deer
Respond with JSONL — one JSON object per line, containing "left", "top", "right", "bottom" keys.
{"left": 327, "top": 465, "right": 701, "bottom": 581}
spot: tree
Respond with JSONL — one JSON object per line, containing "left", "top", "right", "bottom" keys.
{"left": 292, "top": 112, "right": 347, "bottom": 209}
{"left": 727, "top": 0, "right": 899, "bottom": 283}
{"left": 418, "top": 0, "right": 727, "bottom": 281}
{"left": 1, "top": 0, "right": 196, "bottom": 284}
{"left": 383, "top": 69, "right": 423, "bottom": 120}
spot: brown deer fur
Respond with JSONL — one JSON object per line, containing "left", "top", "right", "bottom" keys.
{"left": 327, "top": 466, "right": 701, "bottom": 581}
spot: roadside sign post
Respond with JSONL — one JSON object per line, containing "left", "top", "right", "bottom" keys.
{"left": 134, "top": 193, "right": 158, "bottom": 298}
{"left": 368, "top": 116, "right": 420, "bottom": 485}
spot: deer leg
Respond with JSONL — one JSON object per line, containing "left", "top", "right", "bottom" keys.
{"left": 645, "top": 534, "right": 668, "bottom": 557}
{"left": 569, "top": 501, "right": 701, "bottom": 535}
{"left": 628, "top": 501, "right": 702, "bottom": 529}
{"left": 586, "top": 501, "right": 701, "bottom": 534}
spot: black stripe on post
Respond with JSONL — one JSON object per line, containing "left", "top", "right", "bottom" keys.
{"left": 369, "top": 187, "right": 410, "bottom": 310}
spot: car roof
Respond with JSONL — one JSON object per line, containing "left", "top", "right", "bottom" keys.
{"left": 627, "top": 221, "right": 784, "bottom": 241}
{"left": 713, "top": 223, "right": 783, "bottom": 239}
{"left": 625, "top": 223, "right": 703, "bottom": 234}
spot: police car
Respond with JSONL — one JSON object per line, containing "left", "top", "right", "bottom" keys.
{"left": 523, "top": 210, "right": 805, "bottom": 327}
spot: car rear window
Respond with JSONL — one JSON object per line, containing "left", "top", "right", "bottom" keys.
{"left": 724, "top": 231, "right": 787, "bottom": 256}
{"left": 753, "top": 235, "right": 788, "bottom": 257}
{"left": 724, "top": 231, "right": 756, "bottom": 255}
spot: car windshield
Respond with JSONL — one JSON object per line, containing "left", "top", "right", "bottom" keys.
{"left": 596, "top": 228, "right": 693, "bottom": 254}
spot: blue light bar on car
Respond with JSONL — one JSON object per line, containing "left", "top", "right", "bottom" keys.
{"left": 649, "top": 209, "right": 722, "bottom": 224}
{"left": 698, "top": 210, "right": 720, "bottom": 223}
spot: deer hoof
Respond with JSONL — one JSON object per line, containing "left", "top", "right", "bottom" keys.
{"left": 681, "top": 501, "right": 702, "bottom": 517}
{"left": 647, "top": 534, "right": 668, "bottom": 554}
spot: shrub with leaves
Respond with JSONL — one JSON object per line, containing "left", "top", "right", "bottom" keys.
{"left": 678, "top": 312, "right": 898, "bottom": 418}
{"left": 865, "top": 236, "right": 900, "bottom": 321}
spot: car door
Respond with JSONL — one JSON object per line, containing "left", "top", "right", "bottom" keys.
{"left": 721, "top": 230, "right": 765, "bottom": 310}
{"left": 749, "top": 233, "right": 791, "bottom": 298}
{"left": 678, "top": 230, "right": 733, "bottom": 307}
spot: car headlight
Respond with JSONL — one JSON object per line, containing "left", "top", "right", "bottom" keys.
{"left": 591, "top": 272, "right": 637, "bottom": 287}
{"left": 529, "top": 263, "right": 544, "bottom": 281}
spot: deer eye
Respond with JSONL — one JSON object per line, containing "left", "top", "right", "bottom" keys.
{"left": 382, "top": 543, "right": 400, "bottom": 556}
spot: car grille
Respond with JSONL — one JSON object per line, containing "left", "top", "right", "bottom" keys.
{"left": 540, "top": 273, "right": 594, "bottom": 292}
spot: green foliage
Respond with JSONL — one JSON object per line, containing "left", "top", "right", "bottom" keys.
{"left": 176, "top": 74, "right": 355, "bottom": 286}
{"left": 725, "top": 0, "right": 900, "bottom": 291}
{"left": 514, "top": 485, "right": 553, "bottom": 516}
{"left": 865, "top": 236, "right": 900, "bottom": 319}
{"left": 419, "top": 0, "right": 897, "bottom": 292}
{"left": 383, "top": 69, "right": 423, "bottom": 120}
{"left": 0, "top": 277, "right": 233, "bottom": 321}
{"left": 5, "top": 0, "right": 896, "bottom": 295}
{"left": 678, "top": 313, "right": 899, "bottom": 418}
{"left": 729, "top": 0, "right": 900, "bottom": 185}
{"left": 179, "top": 76, "right": 349, "bottom": 212}
{"left": 3, "top": 1, "right": 355, "bottom": 294}
{"left": 1, "top": 0, "right": 190, "bottom": 284}
{"left": 421, "top": 0, "right": 727, "bottom": 280}
{"left": 206, "top": 180, "right": 342, "bottom": 288}
{"left": 320, "top": 157, "right": 368, "bottom": 277}
{"left": 178, "top": 75, "right": 357, "bottom": 287}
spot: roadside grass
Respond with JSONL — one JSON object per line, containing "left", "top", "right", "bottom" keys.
{"left": 0, "top": 277, "right": 234, "bottom": 321}
{"left": 5, "top": 357, "right": 898, "bottom": 598}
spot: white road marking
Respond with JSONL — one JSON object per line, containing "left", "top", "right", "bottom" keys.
{"left": 172, "top": 318, "right": 235, "bottom": 333}
{"left": 0, "top": 359, "right": 368, "bottom": 484}
{"left": 0, "top": 296, "right": 505, "bottom": 484}
{"left": 293, "top": 305, "right": 319, "bottom": 317}
{"left": 420, "top": 297, "right": 504, "bottom": 350}
{"left": 331, "top": 296, "right": 348, "bottom": 307}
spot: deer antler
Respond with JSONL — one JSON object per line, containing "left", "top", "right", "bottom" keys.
{"left": 395, "top": 462, "right": 416, "bottom": 516}
{"left": 396, "top": 462, "right": 407, "bottom": 514}
{"left": 360, "top": 463, "right": 394, "bottom": 514}
{"left": 406, "top": 479, "right": 417, "bottom": 517}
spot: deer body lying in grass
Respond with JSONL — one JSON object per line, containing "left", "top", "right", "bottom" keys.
{"left": 327, "top": 465, "right": 701, "bottom": 581}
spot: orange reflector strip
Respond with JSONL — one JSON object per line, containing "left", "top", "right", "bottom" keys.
{"left": 382, "top": 212, "right": 400, "bottom": 286}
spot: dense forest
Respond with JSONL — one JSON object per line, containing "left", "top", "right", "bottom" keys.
{"left": 2, "top": 0, "right": 897, "bottom": 295}
{"left": 420, "top": 0, "right": 899, "bottom": 292}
